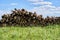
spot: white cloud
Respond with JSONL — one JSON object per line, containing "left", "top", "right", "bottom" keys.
{"left": 28, "top": 0, "right": 60, "bottom": 17}
{"left": 31, "top": 6, "right": 60, "bottom": 17}
{"left": 32, "top": 1, "right": 52, "bottom": 5}
{"left": 28, "top": 0, "right": 52, "bottom": 5}
{"left": 28, "top": 0, "right": 43, "bottom": 2}
{"left": 0, "top": 3, "right": 18, "bottom": 6}
{"left": 0, "top": 10, "right": 11, "bottom": 19}
{"left": 10, "top": 3, "right": 18, "bottom": 6}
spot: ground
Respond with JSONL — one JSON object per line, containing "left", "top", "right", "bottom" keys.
{"left": 0, "top": 25, "right": 60, "bottom": 40}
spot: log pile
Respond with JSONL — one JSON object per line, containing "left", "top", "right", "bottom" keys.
{"left": 0, "top": 8, "right": 60, "bottom": 27}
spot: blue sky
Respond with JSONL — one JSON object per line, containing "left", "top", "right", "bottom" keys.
{"left": 0, "top": 0, "right": 60, "bottom": 18}
{"left": 0, "top": 0, "right": 34, "bottom": 10}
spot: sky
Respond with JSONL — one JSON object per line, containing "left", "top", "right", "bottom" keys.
{"left": 0, "top": 0, "right": 60, "bottom": 18}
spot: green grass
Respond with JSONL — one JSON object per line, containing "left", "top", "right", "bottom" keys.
{"left": 0, "top": 25, "right": 60, "bottom": 40}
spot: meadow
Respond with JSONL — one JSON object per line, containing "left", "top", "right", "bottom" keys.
{"left": 0, "top": 25, "right": 60, "bottom": 40}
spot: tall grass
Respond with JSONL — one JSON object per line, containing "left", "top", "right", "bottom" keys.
{"left": 0, "top": 25, "right": 60, "bottom": 40}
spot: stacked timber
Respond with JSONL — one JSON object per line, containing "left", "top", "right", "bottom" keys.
{"left": 0, "top": 8, "right": 60, "bottom": 27}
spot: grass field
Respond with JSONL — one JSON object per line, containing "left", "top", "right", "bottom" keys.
{"left": 0, "top": 25, "right": 60, "bottom": 40}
